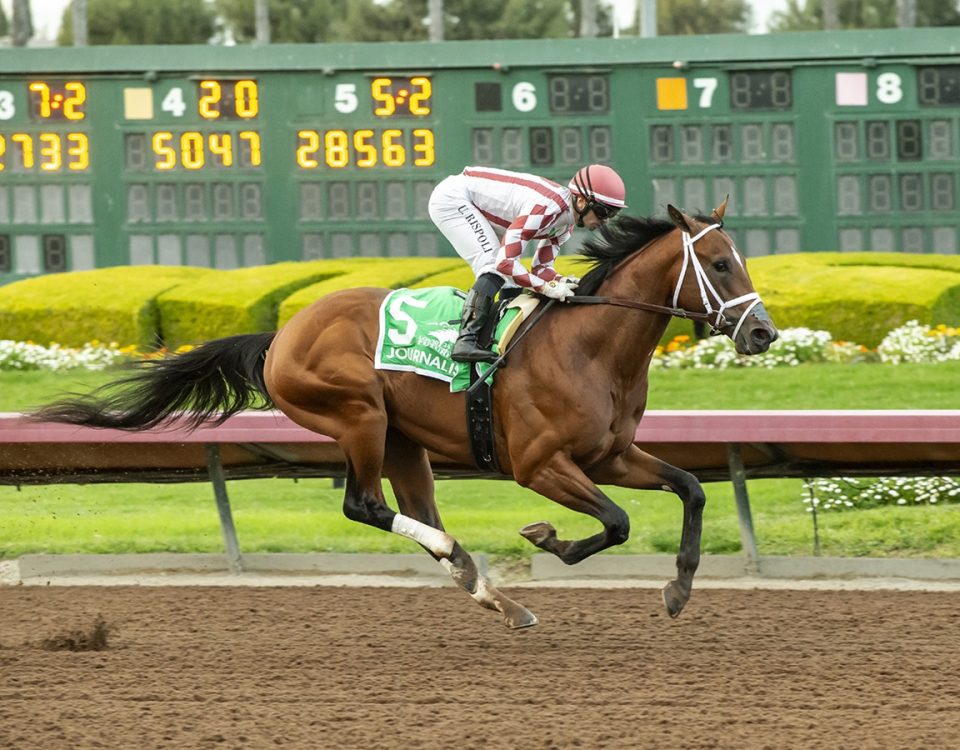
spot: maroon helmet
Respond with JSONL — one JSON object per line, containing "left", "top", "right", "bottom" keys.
{"left": 569, "top": 164, "right": 627, "bottom": 211}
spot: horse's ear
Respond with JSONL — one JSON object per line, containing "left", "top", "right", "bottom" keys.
{"left": 711, "top": 195, "right": 729, "bottom": 224}
{"left": 667, "top": 204, "right": 693, "bottom": 233}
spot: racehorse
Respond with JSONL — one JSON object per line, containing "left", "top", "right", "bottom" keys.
{"left": 34, "top": 200, "right": 777, "bottom": 629}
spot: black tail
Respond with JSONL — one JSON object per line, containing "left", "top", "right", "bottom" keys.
{"left": 30, "top": 332, "right": 276, "bottom": 430}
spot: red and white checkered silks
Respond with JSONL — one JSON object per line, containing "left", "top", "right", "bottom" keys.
{"left": 427, "top": 167, "right": 574, "bottom": 290}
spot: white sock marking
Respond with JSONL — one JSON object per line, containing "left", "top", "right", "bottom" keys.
{"left": 391, "top": 514, "right": 455, "bottom": 557}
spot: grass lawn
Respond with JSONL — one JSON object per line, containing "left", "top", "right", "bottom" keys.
{"left": 5, "top": 360, "right": 960, "bottom": 413}
{"left": 2, "top": 362, "right": 959, "bottom": 559}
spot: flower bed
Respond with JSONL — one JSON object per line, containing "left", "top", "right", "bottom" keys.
{"left": 3, "top": 320, "right": 958, "bottom": 373}
{"left": 652, "top": 321, "right": 959, "bottom": 370}
{"left": 803, "top": 476, "right": 960, "bottom": 512}
{"left": 0, "top": 341, "right": 191, "bottom": 372}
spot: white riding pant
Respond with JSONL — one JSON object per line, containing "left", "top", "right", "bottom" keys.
{"left": 428, "top": 175, "right": 510, "bottom": 284}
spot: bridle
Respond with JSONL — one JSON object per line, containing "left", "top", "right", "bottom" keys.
{"left": 672, "top": 223, "right": 762, "bottom": 340}
{"left": 569, "top": 222, "right": 762, "bottom": 339}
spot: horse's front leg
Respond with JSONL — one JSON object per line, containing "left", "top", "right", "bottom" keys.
{"left": 590, "top": 446, "right": 706, "bottom": 619}
{"left": 514, "top": 453, "right": 631, "bottom": 565}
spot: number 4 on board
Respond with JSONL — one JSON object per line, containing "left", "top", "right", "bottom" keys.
{"left": 161, "top": 87, "right": 187, "bottom": 117}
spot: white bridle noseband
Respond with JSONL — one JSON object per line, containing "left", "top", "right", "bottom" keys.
{"left": 671, "top": 224, "right": 763, "bottom": 341}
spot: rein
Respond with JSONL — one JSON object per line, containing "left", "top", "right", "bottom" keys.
{"left": 565, "top": 295, "right": 719, "bottom": 327}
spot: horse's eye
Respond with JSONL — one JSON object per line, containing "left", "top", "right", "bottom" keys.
{"left": 713, "top": 260, "right": 730, "bottom": 273}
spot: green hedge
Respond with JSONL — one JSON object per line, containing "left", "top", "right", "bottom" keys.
{"left": 0, "top": 266, "right": 216, "bottom": 347}
{"left": 157, "top": 260, "right": 355, "bottom": 347}
{"left": 276, "top": 258, "right": 462, "bottom": 326}
{"left": 1, "top": 253, "right": 958, "bottom": 349}
{"left": 749, "top": 253, "right": 960, "bottom": 347}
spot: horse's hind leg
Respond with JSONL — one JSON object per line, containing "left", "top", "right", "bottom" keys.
{"left": 384, "top": 429, "right": 537, "bottom": 629}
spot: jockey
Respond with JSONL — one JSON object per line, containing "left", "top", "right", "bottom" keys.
{"left": 428, "top": 164, "right": 627, "bottom": 363}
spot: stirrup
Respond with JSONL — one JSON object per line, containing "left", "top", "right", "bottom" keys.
{"left": 452, "top": 340, "right": 498, "bottom": 364}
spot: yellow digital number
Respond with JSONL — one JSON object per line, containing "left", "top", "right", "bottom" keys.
{"left": 371, "top": 78, "right": 395, "bottom": 117}
{"left": 39, "top": 132, "right": 62, "bottom": 171}
{"left": 199, "top": 80, "right": 221, "bottom": 119}
{"left": 354, "top": 129, "right": 377, "bottom": 167}
{"left": 64, "top": 82, "right": 86, "bottom": 121}
{"left": 209, "top": 133, "right": 234, "bottom": 167}
{"left": 325, "top": 129, "right": 349, "bottom": 168}
{"left": 235, "top": 80, "right": 259, "bottom": 119}
{"left": 0, "top": 135, "right": 5, "bottom": 172}
{"left": 152, "top": 131, "right": 176, "bottom": 170}
{"left": 382, "top": 129, "right": 405, "bottom": 167}
{"left": 67, "top": 132, "right": 89, "bottom": 171}
{"left": 28, "top": 82, "right": 51, "bottom": 118}
{"left": 413, "top": 128, "right": 435, "bottom": 166}
{"left": 296, "top": 130, "right": 320, "bottom": 169}
{"left": 181, "top": 131, "right": 205, "bottom": 170}
{"left": 239, "top": 130, "right": 262, "bottom": 166}
{"left": 12, "top": 133, "right": 34, "bottom": 169}
{"left": 409, "top": 77, "right": 432, "bottom": 116}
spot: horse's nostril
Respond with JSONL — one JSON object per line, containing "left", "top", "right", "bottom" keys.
{"left": 751, "top": 328, "right": 771, "bottom": 345}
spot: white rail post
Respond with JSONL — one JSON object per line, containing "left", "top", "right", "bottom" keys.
{"left": 206, "top": 444, "right": 243, "bottom": 574}
{"left": 727, "top": 442, "right": 760, "bottom": 574}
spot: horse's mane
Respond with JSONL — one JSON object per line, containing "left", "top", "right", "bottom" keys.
{"left": 575, "top": 213, "right": 716, "bottom": 296}
{"left": 576, "top": 215, "right": 676, "bottom": 296}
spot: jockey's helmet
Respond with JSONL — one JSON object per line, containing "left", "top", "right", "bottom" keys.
{"left": 569, "top": 164, "right": 627, "bottom": 219}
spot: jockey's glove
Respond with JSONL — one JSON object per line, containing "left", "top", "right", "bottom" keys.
{"left": 540, "top": 279, "right": 576, "bottom": 302}
{"left": 555, "top": 275, "right": 580, "bottom": 289}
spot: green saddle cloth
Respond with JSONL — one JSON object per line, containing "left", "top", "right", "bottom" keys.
{"left": 375, "top": 286, "right": 521, "bottom": 393}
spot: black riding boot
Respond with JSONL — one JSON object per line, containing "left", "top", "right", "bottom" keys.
{"left": 452, "top": 289, "right": 498, "bottom": 363}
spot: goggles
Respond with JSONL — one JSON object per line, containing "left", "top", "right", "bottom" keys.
{"left": 589, "top": 201, "right": 620, "bottom": 221}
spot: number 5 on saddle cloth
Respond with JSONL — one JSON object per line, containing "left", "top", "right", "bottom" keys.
{"left": 375, "top": 286, "right": 542, "bottom": 472}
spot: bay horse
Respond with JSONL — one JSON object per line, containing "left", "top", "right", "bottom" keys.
{"left": 34, "top": 200, "right": 777, "bottom": 628}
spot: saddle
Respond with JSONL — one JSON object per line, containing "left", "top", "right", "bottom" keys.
{"left": 474, "top": 290, "right": 542, "bottom": 359}
{"left": 373, "top": 286, "right": 544, "bottom": 474}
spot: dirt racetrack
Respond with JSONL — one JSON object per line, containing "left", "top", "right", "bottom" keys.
{"left": 0, "top": 584, "right": 958, "bottom": 749}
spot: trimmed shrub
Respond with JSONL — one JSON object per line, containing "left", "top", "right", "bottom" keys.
{"left": 157, "top": 261, "right": 354, "bottom": 347}
{"left": 0, "top": 266, "right": 214, "bottom": 347}
{"left": 748, "top": 253, "right": 960, "bottom": 348}
{"left": 2, "top": 252, "right": 957, "bottom": 350}
{"left": 276, "top": 258, "right": 462, "bottom": 327}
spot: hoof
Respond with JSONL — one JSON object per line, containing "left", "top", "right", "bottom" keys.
{"left": 519, "top": 521, "right": 557, "bottom": 547}
{"left": 661, "top": 581, "right": 688, "bottom": 619}
{"left": 505, "top": 608, "right": 539, "bottom": 629}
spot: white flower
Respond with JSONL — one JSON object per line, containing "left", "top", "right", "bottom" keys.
{"left": 0, "top": 340, "right": 132, "bottom": 372}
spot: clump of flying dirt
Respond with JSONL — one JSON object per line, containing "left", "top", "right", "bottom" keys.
{"left": 40, "top": 614, "right": 113, "bottom": 652}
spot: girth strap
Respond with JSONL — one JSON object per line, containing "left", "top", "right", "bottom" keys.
{"left": 465, "top": 366, "right": 501, "bottom": 473}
